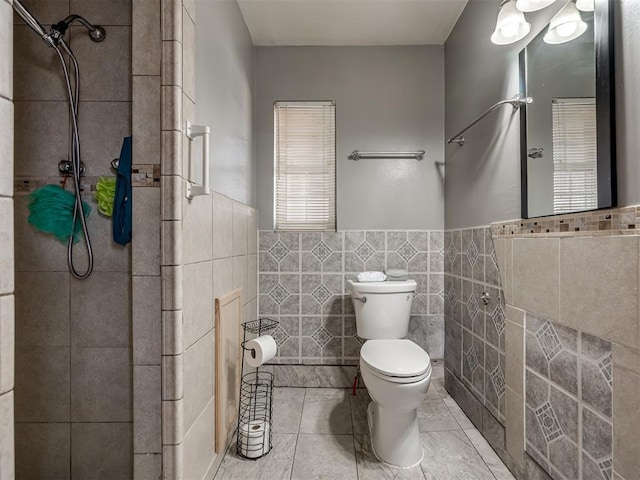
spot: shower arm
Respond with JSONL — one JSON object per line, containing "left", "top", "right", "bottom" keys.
{"left": 12, "top": 0, "right": 106, "bottom": 46}
{"left": 52, "top": 15, "right": 106, "bottom": 43}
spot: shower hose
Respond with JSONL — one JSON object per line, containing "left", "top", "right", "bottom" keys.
{"left": 55, "top": 40, "right": 94, "bottom": 279}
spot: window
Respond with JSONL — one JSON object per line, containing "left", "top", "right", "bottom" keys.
{"left": 274, "top": 101, "right": 336, "bottom": 231}
{"left": 552, "top": 98, "right": 597, "bottom": 214}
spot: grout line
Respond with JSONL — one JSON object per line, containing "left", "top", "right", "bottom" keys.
{"left": 288, "top": 388, "right": 306, "bottom": 480}
{"left": 68, "top": 266, "right": 73, "bottom": 476}
{"left": 461, "top": 428, "right": 503, "bottom": 480}
{"left": 352, "top": 431, "right": 360, "bottom": 480}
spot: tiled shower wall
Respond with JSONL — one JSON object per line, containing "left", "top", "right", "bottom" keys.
{"left": 0, "top": 0, "right": 14, "bottom": 477}
{"left": 258, "top": 230, "right": 445, "bottom": 365}
{"left": 12, "top": 1, "right": 133, "bottom": 478}
{"left": 131, "top": 0, "right": 162, "bottom": 478}
{"left": 159, "top": 1, "right": 259, "bottom": 479}
{"left": 444, "top": 227, "right": 506, "bottom": 424}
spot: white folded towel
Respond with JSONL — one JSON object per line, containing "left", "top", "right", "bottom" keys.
{"left": 386, "top": 269, "right": 409, "bottom": 281}
{"left": 357, "top": 271, "right": 387, "bottom": 282}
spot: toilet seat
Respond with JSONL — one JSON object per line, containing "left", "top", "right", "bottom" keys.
{"left": 360, "top": 339, "right": 431, "bottom": 384}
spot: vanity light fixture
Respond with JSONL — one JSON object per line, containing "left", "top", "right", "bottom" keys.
{"left": 491, "top": 0, "right": 531, "bottom": 45}
{"left": 543, "top": 0, "right": 588, "bottom": 44}
{"left": 576, "top": 0, "right": 594, "bottom": 11}
{"left": 515, "top": 0, "right": 556, "bottom": 12}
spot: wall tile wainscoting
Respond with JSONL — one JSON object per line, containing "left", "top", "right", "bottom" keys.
{"left": 445, "top": 208, "right": 640, "bottom": 480}
{"left": 524, "top": 314, "right": 613, "bottom": 480}
{"left": 444, "top": 227, "right": 506, "bottom": 425}
{"left": 258, "top": 230, "right": 445, "bottom": 368}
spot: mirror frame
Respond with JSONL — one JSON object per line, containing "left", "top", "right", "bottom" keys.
{"left": 519, "top": 0, "right": 616, "bottom": 219}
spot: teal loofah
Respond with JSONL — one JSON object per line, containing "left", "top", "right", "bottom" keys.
{"left": 27, "top": 184, "right": 92, "bottom": 244}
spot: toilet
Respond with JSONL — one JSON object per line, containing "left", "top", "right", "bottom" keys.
{"left": 349, "top": 279, "right": 431, "bottom": 468}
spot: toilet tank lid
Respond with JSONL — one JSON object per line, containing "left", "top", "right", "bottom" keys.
{"left": 348, "top": 279, "right": 416, "bottom": 293}
{"left": 361, "top": 339, "right": 431, "bottom": 378}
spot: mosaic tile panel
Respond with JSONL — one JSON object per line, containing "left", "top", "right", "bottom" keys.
{"left": 444, "top": 226, "right": 506, "bottom": 424}
{"left": 491, "top": 204, "right": 640, "bottom": 238}
{"left": 525, "top": 313, "right": 613, "bottom": 480}
{"left": 259, "top": 230, "right": 445, "bottom": 364}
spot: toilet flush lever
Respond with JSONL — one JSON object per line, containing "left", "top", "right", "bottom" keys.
{"left": 353, "top": 293, "right": 367, "bottom": 303}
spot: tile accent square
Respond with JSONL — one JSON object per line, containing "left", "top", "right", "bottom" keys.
{"left": 535, "top": 402, "right": 562, "bottom": 442}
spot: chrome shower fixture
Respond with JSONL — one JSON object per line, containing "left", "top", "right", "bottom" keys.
{"left": 12, "top": 0, "right": 107, "bottom": 279}
{"left": 12, "top": 0, "right": 53, "bottom": 46}
{"left": 50, "top": 15, "right": 107, "bottom": 44}
{"left": 12, "top": 0, "right": 107, "bottom": 47}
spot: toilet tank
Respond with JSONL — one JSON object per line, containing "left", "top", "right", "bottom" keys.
{"left": 348, "top": 280, "right": 417, "bottom": 339}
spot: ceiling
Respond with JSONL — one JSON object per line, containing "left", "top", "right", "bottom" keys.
{"left": 236, "top": 0, "right": 469, "bottom": 46}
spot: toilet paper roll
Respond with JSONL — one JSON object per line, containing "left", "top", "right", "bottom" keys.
{"left": 245, "top": 335, "right": 277, "bottom": 368}
{"left": 238, "top": 420, "right": 271, "bottom": 458}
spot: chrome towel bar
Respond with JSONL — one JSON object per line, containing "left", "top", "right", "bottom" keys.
{"left": 348, "top": 150, "right": 425, "bottom": 161}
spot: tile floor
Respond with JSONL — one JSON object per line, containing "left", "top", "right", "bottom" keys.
{"left": 214, "top": 365, "right": 515, "bottom": 480}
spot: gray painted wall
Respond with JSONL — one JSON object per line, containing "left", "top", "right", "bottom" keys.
{"left": 254, "top": 46, "right": 445, "bottom": 231}
{"left": 444, "top": 0, "right": 562, "bottom": 229}
{"left": 444, "top": 0, "right": 640, "bottom": 229}
{"left": 195, "top": 0, "right": 255, "bottom": 206}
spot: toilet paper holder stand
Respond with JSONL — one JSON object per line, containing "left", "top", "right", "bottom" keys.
{"left": 236, "top": 318, "right": 279, "bottom": 460}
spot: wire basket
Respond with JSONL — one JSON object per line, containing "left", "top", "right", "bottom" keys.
{"left": 241, "top": 317, "right": 279, "bottom": 336}
{"left": 236, "top": 318, "right": 278, "bottom": 460}
{"left": 236, "top": 370, "right": 274, "bottom": 459}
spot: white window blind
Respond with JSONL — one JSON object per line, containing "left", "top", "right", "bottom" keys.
{"left": 274, "top": 101, "right": 336, "bottom": 231}
{"left": 552, "top": 98, "right": 597, "bottom": 214}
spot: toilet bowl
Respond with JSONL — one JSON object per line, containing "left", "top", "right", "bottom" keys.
{"left": 348, "top": 279, "right": 432, "bottom": 468}
{"left": 359, "top": 338, "right": 432, "bottom": 468}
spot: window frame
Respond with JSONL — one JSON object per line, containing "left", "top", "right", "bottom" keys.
{"left": 273, "top": 100, "right": 337, "bottom": 232}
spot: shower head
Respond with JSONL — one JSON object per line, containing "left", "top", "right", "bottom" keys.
{"left": 51, "top": 15, "right": 107, "bottom": 43}
{"left": 12, "top": 0, "right": 56, "bottom": 47}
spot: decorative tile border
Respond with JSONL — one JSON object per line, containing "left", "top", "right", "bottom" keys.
{"left": 444, "top": 226, "right": 506, "bottom": 424}
{"left": 13, "top": 166, "right": 161, "bottom": 195}
{"left": 15, "top": 176, "right": 103, "bottom": 194}
{"left": 258, "top": 230, "right": 445, "bottom": 364}
{"left": 131, "top": 164, "right": 161, "bottom": 187}
{"left": 525, "top": 312, "right": 613, "bottom": 480}
{"left": 491, "top": 205, "right": 640, "bottom": 238}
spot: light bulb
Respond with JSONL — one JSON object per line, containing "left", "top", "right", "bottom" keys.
{"left": 501, "top": 23, "right": 520, "bottom": 38}
{"left": 515, "top": 0, "right": 557, "bottom": 13}
{"left": 491, "top": 0, "right": 531, "bottom": 45}
{"left": 543, "top": 1, "right": 587, "bottom": 44}
{"left": 576, "top": 0, "right": 594, "bottom": 11}
{"left": 556, "top": 21, "right": 578, "bottom": 37}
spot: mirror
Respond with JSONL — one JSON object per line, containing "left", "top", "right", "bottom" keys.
{"left": 520, "top": 0, "right": 615, "bottom": 218}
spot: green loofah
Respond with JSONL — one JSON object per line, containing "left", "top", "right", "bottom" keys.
{"left": 27, "top": 184, "right": 91, "bottom": 244}
{"left": 95, "top": 176, "right": 116, "bottom": 217}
